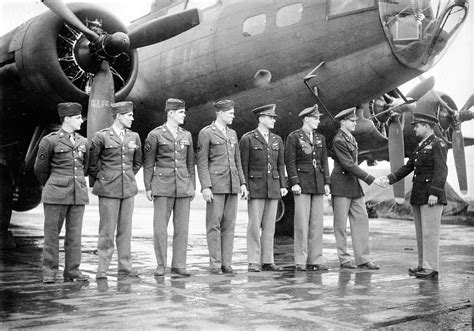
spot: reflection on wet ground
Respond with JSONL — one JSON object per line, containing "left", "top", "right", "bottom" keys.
{"left": 1, "top": 199, "right": 473, "bottom": 329}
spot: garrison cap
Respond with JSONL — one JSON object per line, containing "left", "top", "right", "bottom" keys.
{"left": 165, "top": 98, "right": 185, "bottom": 111}
{"left": 252, "top": 104, "right": 277, "bottom": 117}
{"left": 411, "top": 112, "right": 438, "bottom": 125}
{"left": 298, "top": 104, "right": 322, "bottom": 118}
{"left": 111, "top": 101, "right": 133, "bottom": 115}
{"left": 335, "top": 107, "right": 357, "bottom": 121}
{"left": 58, "top": 102, "right": 82, "bottom": 118}
{"left": 213, "top": 99, "right": 234, "bottom": 111}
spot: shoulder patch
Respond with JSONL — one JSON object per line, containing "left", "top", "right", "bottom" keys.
{"left": 144, "top": 141, "right": 152, "bottom": 153}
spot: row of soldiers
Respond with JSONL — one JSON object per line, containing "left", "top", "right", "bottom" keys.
{"left": 34, "top": 98, "right": 447, "bottom": 283}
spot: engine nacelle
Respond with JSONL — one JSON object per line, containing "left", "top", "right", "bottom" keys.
{"left": 8, "top": 3, "right": 138, "bottom": 114}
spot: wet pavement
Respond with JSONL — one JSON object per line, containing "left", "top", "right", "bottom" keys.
{"left": 1, "top": 194, "right": 473, "bottom": 329}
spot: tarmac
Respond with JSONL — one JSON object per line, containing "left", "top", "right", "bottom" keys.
{"left": 1, "top": 193, "right": 473, "bottom": 330}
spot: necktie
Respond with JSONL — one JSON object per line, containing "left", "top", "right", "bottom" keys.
{"left": 263, "top": 133, "right": 269, "bottom": 143}
{"left": 308, "top": 131, "right": 313, "bottom": 144}
{"left": 69, "top": 134, "right": 75, "bottom": 145}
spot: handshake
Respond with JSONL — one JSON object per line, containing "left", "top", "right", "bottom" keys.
{"left": 373, "top": 176, "right": 390, "bottom": 188}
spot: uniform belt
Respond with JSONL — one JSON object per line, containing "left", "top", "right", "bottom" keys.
{"left": 268, "top": 163, "right": 271, "bottom": 173}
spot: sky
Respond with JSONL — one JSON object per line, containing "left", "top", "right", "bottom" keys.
{"left": 1, "top": 0, "right": 473, "bottom": 197}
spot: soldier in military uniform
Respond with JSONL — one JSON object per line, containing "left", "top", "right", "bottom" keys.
{"left": 34, "top": 102, "right": 90, "bottom": 283}
{"left": 240, "top": 104, "right": 287, "bottom": 272}
{"left": 88, "top": 101, "right": 143, "bottom": 279}
{"left": 384, "top": 113, "right": 448, "bottom": 279}
{"left": 143, "top": 98, "right": 195, "bottom": 277}
{"left": 197, "top": 99, "right": 248, "bottom": 274}
{"left": 331, "top": 108, "right": 380, "bottom": 270}
{"left": 285, "top": 104, "right": 331, "bottom": 271}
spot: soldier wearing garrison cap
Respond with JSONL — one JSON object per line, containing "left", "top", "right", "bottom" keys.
{"left": 330, "top": 107, "right": 380, "bottom": 270}
{"left": 197, "top": 99, "right": 248, "bottom": 274}
{"left": 382, "top": 112, "right": 447, "bottom": 279}
{"left": 284, "top": 104, "right": 331, "bottom": 271}
{"left": 34, "top": 102, "right": 90, "bottom": 283}
{"left": 143, "top": 98, "right": 195, "bottom": 277}
{"left": 240, "top": 104, "right": 287, "bottom": 272}
{"left": 88, "top": 100, "right": 143, "bottom": 280}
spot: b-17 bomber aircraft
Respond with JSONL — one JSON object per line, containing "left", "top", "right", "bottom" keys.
{"left": 0, "top": 0, "right": 473, "bottom": 246}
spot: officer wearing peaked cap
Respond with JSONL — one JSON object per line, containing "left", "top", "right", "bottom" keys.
{"left": 330, "top": 107, "right": 380, "bottom": 270}
{"left": 88, "top": 100, "right": 143, "bottom": 279}
{"left": 143, "top": 98, "right": 195, "bottom": 277}
{"left": 284, "top": 104, "right": 331, "bottom": 271}
{"left": 240, "top": 104, "right": 287, "bottom": 272}
{"left": 34, "top": 102, "right": 90, "bottom": 283}
{"left": 384, "top": 112, "right": 447, "bottom": 279}
{"left": 197, "top": 99, "right": 248, "bottom": 274}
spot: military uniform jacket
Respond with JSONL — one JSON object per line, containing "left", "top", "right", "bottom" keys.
{"left": 88, "top": 126, "right": 142, "bottom": 198}
{"left": 330, "top": 129, "right": 374, "bottom": 198}
{"left": 285, "top": 128, "right": 330, "bottom": 194}
{"left": 143, "top": 124, "right": 195, "bottom": 197}
{"left": 197, "top": 122, "right": 246, "bottom": 194}
{"left": 34, "top": 129, "right": 89, "bottom": 205}
{"left": 240, "top": 129, "right": 286, "bottom": 199}
{"left": 388, "top": 134, "right": 448, "bottom": 205}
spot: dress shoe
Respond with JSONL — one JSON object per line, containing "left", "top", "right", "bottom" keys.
{"left": 340, "top": 261, "right": 356, "bottom": 269}
{"left": 154, "top": 266, "right": 165, "bottom": 277}
{"left": 96, "top": 273, "right": 108, "bottom": 280}
{"left": 248, "top": 263, "right": 261, "bottom": 272}
{"left": 262, "top": 264, "right": 283, "bottom": 271}
{"left": 210, "top": 268, "right": 222, "bottom": 275}
{"left": 307, "top": 264, "right": 328, "bottom": 271}
{"left": 295, "top": 264, "right": 306, "bottom": 271}
{"left": 408, "top": 266, "right": 423, "bottom": 276}
{"left": 221, "top": 266, "right": 235, "bottom": 274}
{"left": 415, "top": 269, "right": 439, "bottom": 279}
{"left": 42, "top": 275, "right": 56, "bottom": 283}
{"left": 358, "top": 261, "right": 380, "bottom": 270}
{"left": 64, "top": 272, "right": 90, "bottom": 282}
{"left": 171, "top": 267, "right": 191, "bottom": 277}
{"left": 118, "top": 270, "right": 140, "bottom": 278}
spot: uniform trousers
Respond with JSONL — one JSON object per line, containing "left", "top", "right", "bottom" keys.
{"left": 411, "top": 204, "right": 443, "bottom": 272}
{"left": 97, "top": 196, "right": 134, "bottom": 275}
{"left": 332, "top": 196, "right": 370, "bottom": 265}
{"left": 293, "top": 194, "right": 324, "bottom": 265}
{"left": 205, "top": 193, "right": 238, "bottom": 269}
{"left": 43, "top": 203, "right": 84, "bottom": 277}
{"left": 247, "top": 198, "right": 278, "bottom": 264}
{"left": 153, "top": 196, "right": 191, "bottom": 269}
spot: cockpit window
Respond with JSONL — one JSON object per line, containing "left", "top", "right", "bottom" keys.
{"left": 327, "top": 0, "right": 375, "bottom": 19}
{"left": 243, "top": 14, "right": 267, "bottom": 37}
{"left": 277, "top": 3, "right": 303, "bottom": 27}
{"left": 379, "top": 0, "right": 468, "bottom": 70}
{"left": 185, "top": 0, "right": 220, "bottom": 10}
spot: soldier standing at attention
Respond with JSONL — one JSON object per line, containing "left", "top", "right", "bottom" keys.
{"left": 285, "top": 104, "right": 331, "bottom": 271}
{"left": 34, "top": 102, "right": 90, "bottom": 283}
{"left": 89, "top": 101, "right": 142, "bottom": 280}
{"left": 197, "top": 99, "right": 248, "bottom": 274}
{"left": 240, "top": 104, "right": 287, "bottom": 272}
{"left": 383, "top": 113, "right": 448, "bottom": 279}
{"left": 143, "top": 98, "right": 195, "bottom": 278}
{"left": 331, "top": 108, "right": 380, "bottom": 270}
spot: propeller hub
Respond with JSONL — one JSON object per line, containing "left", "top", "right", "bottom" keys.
{"left": 102, "top": 32, "right": 130, "bottom": 57}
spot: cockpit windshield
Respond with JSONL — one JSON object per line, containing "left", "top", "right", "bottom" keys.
{"left": 379, "top": 0, "right": 468, "bottom": 71}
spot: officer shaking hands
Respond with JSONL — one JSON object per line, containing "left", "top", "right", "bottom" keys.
{"left": 88, "top": 101, "right": 142, "bottom": 280}
{"left": 34, "top": 102, "right": 90, "bottom": 283}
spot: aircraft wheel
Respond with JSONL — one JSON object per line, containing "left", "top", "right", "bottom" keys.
{"left": 275, "top": 193, "right": 294, "bottom": 237}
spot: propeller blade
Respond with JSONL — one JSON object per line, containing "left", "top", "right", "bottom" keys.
{"left": 42, "top": 0, "right": 99, "bottom": 42}
{"left": 452, "top": 126, "right": 468, "bottom": 194}
{"left": 388, "top": 115, "right": 405, "bottom": 204}
{"left": 128, "top": 8, "right": 201, "bottom": 49}
{"left": 460, "top": 94, "right": 474, "bottom": 112}
{"left": 406, "top": 76, "right": 435, "bottom": 99}
{"left": 87, "top": 61, "right": 115, "bottom": 139}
